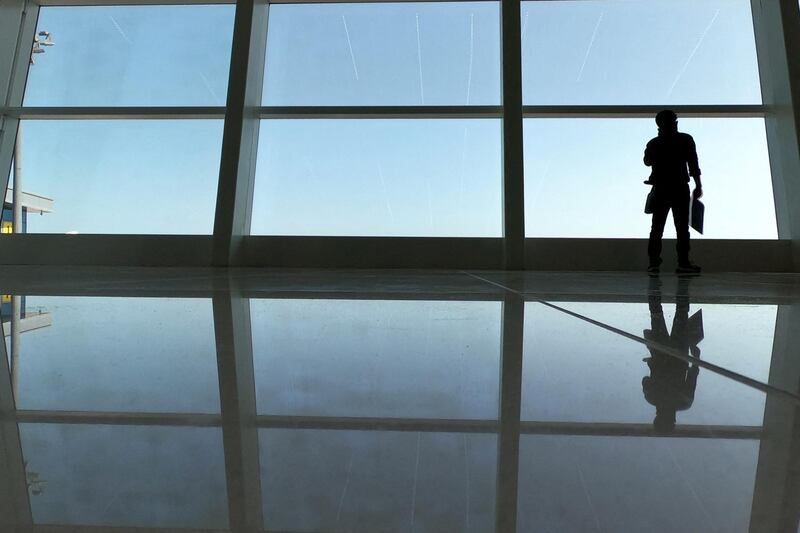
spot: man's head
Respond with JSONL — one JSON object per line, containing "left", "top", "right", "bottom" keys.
{"left": 655, "top": 109, "right": 678, "bottom": 133}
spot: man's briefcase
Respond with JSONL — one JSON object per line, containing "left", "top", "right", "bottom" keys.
{"left": 690, "top": 197, "right": 704, "bottom": 234}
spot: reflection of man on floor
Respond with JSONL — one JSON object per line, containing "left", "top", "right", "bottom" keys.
{"left": 642, "top": 277, "right": 703, "bottom": 433}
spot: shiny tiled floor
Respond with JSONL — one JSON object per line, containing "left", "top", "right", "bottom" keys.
{"left": 1, "top": 267, "right": 800, "bottom": 532}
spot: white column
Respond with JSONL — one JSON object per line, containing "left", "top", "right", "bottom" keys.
{"left": 212, "top": 0, "right": 269, "bottom": 266}
{"left": 750, "top": 0, "right": 800, "bottom": 268}
{"left": 12, "top": 125, "right": 22, "bottom": 234}
{"left": 0, "top": 1, "right": 37, "bottom": 219}
{"left": 500, "top": 0, "right": 526, "bottom": 270}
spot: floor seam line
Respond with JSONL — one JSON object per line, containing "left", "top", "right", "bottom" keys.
{"left": 461, "top": 271, "right": 800, "bottom": 404}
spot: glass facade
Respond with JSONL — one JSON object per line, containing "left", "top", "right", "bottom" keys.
{"left": 0, "top": 0, "right": 785, "bottom": 243}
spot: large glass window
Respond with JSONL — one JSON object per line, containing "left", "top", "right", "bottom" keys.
{"left": 24, "top": 5, "right": 234, "bottom": 107}
{"left": 251, "top": 119, "right": 502, "bottom": 237}
{"left": 253, "top": 2, "right": 502, "bottom": 238}
{"left": 15, "top": 120, "right": 222, "bottom": 234}
{"left": 4, "top": 5, "right": 231, "bottom": 237}
{"left": 524, "top": 118, "right": 777, "bottom": 239}
{"left": 521, "top": 0, "right": 761, "bottom": 105}
{"left": 263, "top": 2, "right": 500, "bottom": 106}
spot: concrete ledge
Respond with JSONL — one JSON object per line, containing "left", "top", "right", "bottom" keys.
{"left": 0, "top": 234, "right": 214, "bottom": 266}
{"left": 241, "top": 236, "right": 505, "bottom": 269}
{"left": 526, "top": 238, "right": 794, "bottom": 272}
{"left": 0, "top": 235, "right": 793, "bottom": 271}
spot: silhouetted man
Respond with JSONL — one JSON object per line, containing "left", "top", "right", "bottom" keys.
{"left": 644, "top": 110, "right": 703, "bottom": 274}
{"left": 642, "top": 276, "right": 702, "bottom": 434}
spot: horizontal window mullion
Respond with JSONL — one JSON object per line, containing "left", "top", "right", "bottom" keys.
{"left": 3, "top": 105, "right": 765, "bottom": 120}
{"left": 522, "top": 104, "right": 766, "bottom": 118}
{"left": 36, "top": 0, "right": 492, "bottom": 5}
{"left": 271, "top": 0, "right": 491, "bottom": 4}
{"left": 259, "top": 105, "right": 503, "bottom": 119}
{"left": 36, "top": 0, "right": 235, "bottom": 6}
{"left": 5, "top": 106, "right": 226, "bottom": 120}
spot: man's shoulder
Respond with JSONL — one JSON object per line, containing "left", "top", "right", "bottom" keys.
{"left": 678, "top": 132, "right": 695, "bottom": 143}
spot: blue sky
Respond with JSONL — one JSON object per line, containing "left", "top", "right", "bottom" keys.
{"left": 11, "top": 0, "right": 778, "bottom": 238}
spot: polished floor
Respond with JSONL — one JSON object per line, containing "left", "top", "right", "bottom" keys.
{"left": 1, "top": 267, "right": 800, "bottom": 533}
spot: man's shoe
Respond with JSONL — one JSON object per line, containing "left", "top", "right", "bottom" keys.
{"left": 647, "top": 265, "right": 660, "bottom": 275}
{"left": 676, "top": 262, "right": 701, "bottom": 274}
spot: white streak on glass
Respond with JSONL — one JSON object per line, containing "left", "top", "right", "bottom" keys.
{"left": 108, "top": 15, "right": 133, "bottom": 45}
{"left": 426, "top": 179, "right": 433, "bottom": 229}
{"left": 197, "top": 72, "right": 221, "bottom": 104}
{"left": 466, "top": 13, "right": 475, "bottom": 104}
{"left": 416, "top": 13, "right": 425, "bottom": 104}
{"left": 530, "top": 159, "right": 551, "bottom": 210}
{"left": 341, "top": 15, "right": 360, "bottom": 81}
{"left": 377, "top": 162, "right": 395, "bottom": 226}
{"left": 668, "top": 9, "right": 720, "bottom": 97}
{"left": 304, "top": 157, "right": 318, "bottom": 183}
{"left": 458, "top": 126, "right": 468, "bottom": 215}
{"left": 577, "top": 12, "right": 604, "bottom": 82}
{"left": 521, "top": 10, "right": 530, "bottom": 84}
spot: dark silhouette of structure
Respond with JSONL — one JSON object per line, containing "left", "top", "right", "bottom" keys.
{"left": 642, "top": 276, "right": 703, "bottom": 434}
{"left": 644, "top": 110, "right": 703, "bottom": 274}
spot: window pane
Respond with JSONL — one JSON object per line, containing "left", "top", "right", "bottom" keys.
{"left": 12, "top": 120, "right": 222, "bottom": 234}
{"left": 24, "top": 5, "right": 234, "bottom": 107}
{"left": 522, "top": 303, "right": 766, "bottom": 426}
{"left": 9, "top": 297, "right": 220, "bottom": 413}
{"left": 263, "top": 3, "right": 501, "bottom": 105}
{"left": 252, "top": 119, "right": 502, "bottom": 236}
{"left": 261, "top": 430, "right": 496, "bottom": 532}
{"left": 252, "top": 299, "right": 502, "bottom": 419}
{"left": 524, "top": 118, "right": 777, "bottom": 239}
{"left": 21, "top": 424, "right": 227, "bottom": 528}
{"left": 521, "top": 0, "right": 761, "bottom": 104}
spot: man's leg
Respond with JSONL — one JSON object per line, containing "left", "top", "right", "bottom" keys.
{"left": 672, "top": 187, "right": 691, "bottom": 266}
{"left": 648, "top": 199, "right": 669, "bottom": 268}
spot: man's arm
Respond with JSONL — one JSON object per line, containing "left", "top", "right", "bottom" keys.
{"left": 686, "top": 135, "right": 703, "bottom": 197}
{"left": 644, "top": 140, "right": 655, "bottom": 167}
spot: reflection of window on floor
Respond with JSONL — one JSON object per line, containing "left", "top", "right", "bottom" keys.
{"left": 1, "top": 296, "right": 53, "bottom": 335}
